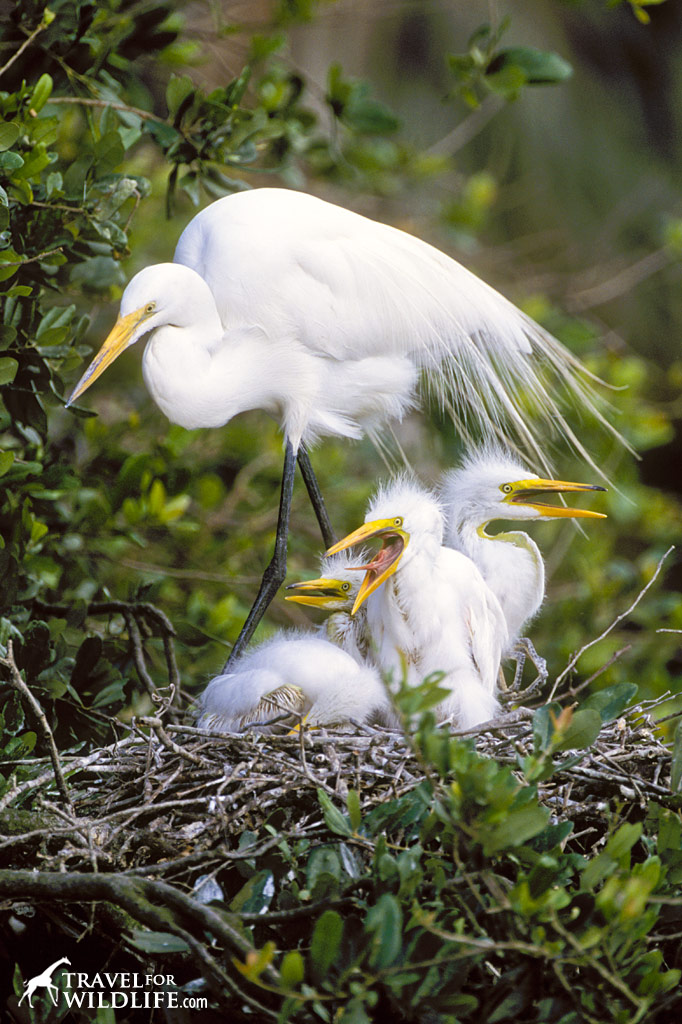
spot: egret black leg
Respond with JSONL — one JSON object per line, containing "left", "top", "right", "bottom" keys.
{"left": 297, "top": 445, "right": 337, "bottom": 549}
{"left": 224, "top": 441, "right": 298, "bottom": 669}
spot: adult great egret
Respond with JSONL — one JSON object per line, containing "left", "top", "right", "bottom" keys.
{"left": 196, "top": 632, "right": 389, "bottom": 733}
{"left": 326, "top": 478, "right": 507, "bottom": 730}
{"left": 66, "top": 187, "right": 617, "bottom": 664}
{"left": 440, "top": 449, "right": 607, "bottom": 649}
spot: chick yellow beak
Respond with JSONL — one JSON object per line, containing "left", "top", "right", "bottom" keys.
{"left": 285, "top": 578, "right": 352, "bottom": 610}
{"left": 326, "top": 517, "right": 409, "bottom": 615}
{"left": 66, "top": 306, "right": 149, "bottom": 407}
{"left": 504, "top": 478, "right": 607, "bottom": 519}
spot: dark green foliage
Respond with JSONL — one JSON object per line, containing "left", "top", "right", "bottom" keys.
{"left": 218, "top": 685, "right": 681, "bottom": 1023}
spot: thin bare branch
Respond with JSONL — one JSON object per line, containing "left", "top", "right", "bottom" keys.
{"left": 0, "top": 640, "right": 72, "bottom": 809}
{"left": 550, "top": 546, "right": 675, "bottom": 699}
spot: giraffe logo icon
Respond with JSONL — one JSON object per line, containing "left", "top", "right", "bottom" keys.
{"left": 18, "top": 958, "right": 71, "bottom": 1008}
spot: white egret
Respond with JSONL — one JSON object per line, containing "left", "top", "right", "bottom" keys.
{"left": 439, "top": 448, "right": 607, "bottom": 649}
{"left": 66, "top": 187, "right": 619, "bottom": 664}
{"left": 326, "top": 478, "right": 508, "bottom": 730}
{"left": 196, "top": 632, "right": 388, "bottom": 733}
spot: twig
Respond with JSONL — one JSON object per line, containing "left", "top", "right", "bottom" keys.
{"left": 568, "top": 248, "right": 670, "bottom": 312}
{"left": 46, "top": 95, "right": 169, "bottom": 125}
{"left": 139, "top": 717, "right": 212, "bottom": 768}
{"left": 0, "top": 16, "right": 49, "bottom": 80}
{"left": 549, "top": 547, "right": 675, "bottom": 699}
{"left": 0, "top": 641, "right": 72, "bottom": 810}
{"left": 564, "top": 644, "right": 633, "bottom": 698}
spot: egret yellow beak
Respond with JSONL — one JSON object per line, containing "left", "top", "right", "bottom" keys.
{"left": 285, "top": 578, "right": 352, "bottom": 609}
{"left": 326, "top": 517, "right": 409, "bottom": 615}
{"left": 66, "top": 306, "right": 150, "bottom": 407}
{"left": 504, "top": 478, "right": 607, "bottom": 519}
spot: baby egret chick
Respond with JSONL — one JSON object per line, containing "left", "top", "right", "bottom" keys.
{"left": 285, "top": 549, "right": 370, "bottom": 662}
{"left": 327, "top": 478, "right": 508, "bottom": 730}
{"left": 440, "top": 449, "right": 606, "bottom": 649}
{"left": 196, "top": 633, "right": 388, "bottom": 734}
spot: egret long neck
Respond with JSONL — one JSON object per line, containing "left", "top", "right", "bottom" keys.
{"left": 142, "top": 323, "right": 307, "bottom": 435}
{"left": 456, "top": 519, "right": 544, "bottom": 645}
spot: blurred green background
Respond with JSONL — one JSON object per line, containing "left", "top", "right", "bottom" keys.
{"left": 1, "top": 0, "right": 681, "bottom": 748}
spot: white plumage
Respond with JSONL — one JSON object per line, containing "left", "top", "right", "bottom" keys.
{"left": 440, "top": 448, "right": 606, "bottom": 649}
{"left": 66, "top": 187, "right": 617, "bottom": 662}
{"left": 327, "top": 478, "right": 508, "bottom": 730}
{"left": 196, "top": 632, "right": 389, "bottom": 734}
{"left": 285, "top": 549, "right": 370, "bottom": 663}
{"left": 69, "top": 187, "right": 615, "bottom": 464}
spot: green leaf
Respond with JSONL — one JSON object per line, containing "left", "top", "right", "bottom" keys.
{"left": 280, "top": 950, "right": 305, "bottom": 988}
{"left": 0, "top": 357, "right": 19, "bottom": 385}
{"left": 310, "top": 910, "right": 343, "bottom": 982}
{"left": 347, "top": 789, "right": 362, "bottom": 832}
{"left": 229, "top": 869, "right": 274, "bottom": 914}
{"left": 488, "top": 47, "right": 573, "bottom": 85}
{"left": 532, "top": 703, "right": 561, "bottom": 752}
{"left": 366, "top": 893, "right": 402, "bottom": 969}
{"left": 0, "top": 150, "right": 23, "bottom": 173}
{"left": 481, "top": 802, "right": 550, "bottom": 855}
{"left": 166, "top": 74, "right": 195, "bottom": 120}
{"left": 30, "top": 74, "right": 53, "bottom": 114}
{"left": 582, "top": 683, "right": 638, "bottom": 723}
{"left": 0, "top": 451, "right": 14, "bottom": 476}
{"left": 127, "top": 930, "right": 189, "bottom": 953}
{"left": 553, "top": 709, "right": 602, "bottom": 752}
{"left": 602, "top": 819, "right": 638, "bottom": 860}
{"left": 93, "top": 131, "right": 125, "bottom": 174}
{"left": 0, "top": 123, "right": 20, "bottom": 152}
{"left": 318, "top": 789, "right": 352, "bottom": 836}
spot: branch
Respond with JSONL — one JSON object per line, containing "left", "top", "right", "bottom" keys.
{"left": 0, "top": 640, "right": 72, "bottom": 809}
{"left": 0, "top": 15, "right": 50, "bottom": 81}
{"left": 549, "top": 546, "right": 675, "bottom": 699}
{"left": 45, "top": 95, "right": 169, "bottom": 126}
{"left": 0, "top": 870, "right": 282, "bottom": 1000}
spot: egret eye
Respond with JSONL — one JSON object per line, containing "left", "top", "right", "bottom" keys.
{"left": 342, "top": 582, "right": 350, "bottom": 592}
{"left": 393, "top": 517, "right": 403, "bottom": 527}
{"left": 145, "top": 302, "right": 155, "bottom": 315}
{"left": 501, "top": 483, "right": 513, "bottom": 494}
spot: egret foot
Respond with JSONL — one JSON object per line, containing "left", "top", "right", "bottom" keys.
{"left": 509, "top": 637, "right": 548, "bottom": 700}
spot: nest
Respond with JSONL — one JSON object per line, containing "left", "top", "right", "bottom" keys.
{"left": 0, "top": 693, "right": 674, "bottom": 879}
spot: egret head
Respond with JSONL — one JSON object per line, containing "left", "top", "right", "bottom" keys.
{"left": 440, "top": 447, "right": 607, "bottom": 530}
{"left": 66, "top": 263, "right": 217, "bottom": 407}
{"left": 325, "top": 477, "right": 442, "bottom": 614}
{"left": 284, "top": 550, "right": 367, "bottom": 611}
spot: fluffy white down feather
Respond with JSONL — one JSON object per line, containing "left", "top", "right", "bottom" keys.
{"left": 196, "top": 632, "right": 389, "bottom": 734}
{"left": 348, "top": 478, "right": 507, "bottom": 730}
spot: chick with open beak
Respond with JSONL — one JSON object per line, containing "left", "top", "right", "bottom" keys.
{"left": 325, "top": 517, "right": 409, "bottom": 615}
{"left": 321, "top": 477, "right": 507, "bottom": 731}
{"left": 440, "top": 448, "right": 608, "bottom": 651}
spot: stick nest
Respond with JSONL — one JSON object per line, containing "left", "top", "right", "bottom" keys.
{"left": 0, "top": 694, "right": 674, "bottom": 881}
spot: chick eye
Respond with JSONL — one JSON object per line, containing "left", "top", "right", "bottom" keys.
{"left": 145, "top": 302, "right": 155, "bottom": 315}
{"left": 342, "top": 582, "right": 350, "bottom": 592}
{"left": 501, "top": 483, "right": 513, "bottom": 494}
{"left": 393, "top": 517, "right": 403, "bottom": 527}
